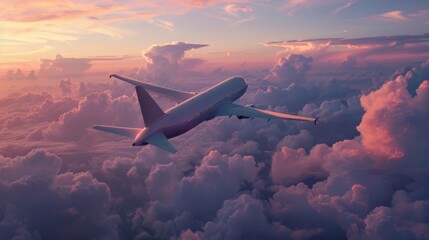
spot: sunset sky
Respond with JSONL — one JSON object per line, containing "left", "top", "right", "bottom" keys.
{"left": 2, "top": 0, "right": 429, "bottom": 75}
{"left": 1, "top": 1, "right": 429, "bottom": 240}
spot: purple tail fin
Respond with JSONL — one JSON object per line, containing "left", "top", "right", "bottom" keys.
{"left": 135, "top": 85, "right": 165, "bottom": 127}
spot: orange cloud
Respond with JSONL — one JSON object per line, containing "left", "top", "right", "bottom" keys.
{"left": 373, "top": 10, "right": 408, "bottom": 22}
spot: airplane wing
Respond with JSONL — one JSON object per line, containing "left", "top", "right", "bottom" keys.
{"left": 214, "top": 103, "right": 318, "bottom": 124}
{"left": 110, "top": 74, "right": 196, "bottom": 103}
{"left": 144, "top": 132, "right": 177, "bottom": 154}
{"left": 92, "top": 125, "right": 142, "bottom": 138}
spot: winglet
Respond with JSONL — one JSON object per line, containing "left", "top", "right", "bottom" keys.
{"left": 314, "top": 117, "right": 319, "bottom": 125}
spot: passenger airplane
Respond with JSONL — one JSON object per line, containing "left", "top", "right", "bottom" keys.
{"left": 93, "top": 74, "right": 318, "bottom": 153}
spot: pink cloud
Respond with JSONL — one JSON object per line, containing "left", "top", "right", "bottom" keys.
{"left": 44, "top": 90, "right": 140, "bottom": 141}
{"left": 264, "top": 34, "right": 429, "bottom": 67}
{"left": 372, "top": 9, "right": 429, "bottom": 23}
{"left": 282, "top": 0, "right": 345, "bottom": 14}
{"left": 264, "top": 54, "right": 313, "bottom": 86}
{"left": 2, "top": 44, "right": 429, "bottom": 239}
{"left": 0, "top": 149, "right": 121, "bottom": 239}
{"left": 374, "top": 10, "right": 408, "bottom": 22}
{"left": 38, "top": 54, "right": 92, "bottom": 78}
{"left": 224, "top": 4, "right": 252, "bottom": 15}
{"left": 358, "top": 76, "right": 429, "bottom": 160}
{"left": 138, "top": 42, "right": 209, "bottom": 84}
{"left": 0, "top": 0, "right": 248, "bottom": 47}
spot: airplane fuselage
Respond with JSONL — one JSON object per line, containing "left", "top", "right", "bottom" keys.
{"left": 133, "top": 77, "right": 248, "bottom": 146}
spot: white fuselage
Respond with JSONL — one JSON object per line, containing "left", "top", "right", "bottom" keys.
{"left": 133, "top": 77, "right": 247, "bottom": 146}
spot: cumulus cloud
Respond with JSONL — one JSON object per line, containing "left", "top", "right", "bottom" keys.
{"left": 358, "top": 76, "right": 429, "bottom": 160}
{"left": 59, "top": 77, "right": 76, "bottom": 96}
{"left": 264, "top": 54, "right": 313, "bottom": 87}
{"left": 266, "top": 70, "right": 429, "bottom": 239}
{"left": 45, "top": 90, "right": 140, "bottom": 141}
{"left": 1, "top": 47, "right": 429, "bottom": 239}
{"left": 38, "top": 54, "right": 92, "bottom": 78}
{"left": 197, "top": 194, "right": 272, "bottom": 239}
{"left": 0, "top": 149, "right": 120, "bottom": 240}
{"left": 5, "top": 69, "right": 24, "bottom": 81}
{"left": 0, "top": 92, "right": 77, "bottom": 142}
{"left": 137, "top": 42, "right": 209, "bottom": 84}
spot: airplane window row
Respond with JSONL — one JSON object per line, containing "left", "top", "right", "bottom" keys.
{"left": 186, "top": 104, "right": 216, "bottom": 122}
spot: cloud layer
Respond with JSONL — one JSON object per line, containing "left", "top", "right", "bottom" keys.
{"left": 1, "top": 49, "right": 429, "bottom": 239}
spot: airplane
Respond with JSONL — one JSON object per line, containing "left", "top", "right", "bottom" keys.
{"left": 92, "top": 74, "right": 318, "bottom": 153}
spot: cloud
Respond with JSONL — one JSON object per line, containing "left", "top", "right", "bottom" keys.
{"left": 221, "top": 4, "right": 255, "bottom": 24}
{"left": 374, "top": 10, "right": 408, "bottom": 22}
{"left": 197, "top": 194, "right": 272, "bottom": 239}
{"left": 409, "top": 9, "right": 429, "bottom": 24}
{"left": 268, "top": 67, "right": 429, "bottom": 238}
{"left": 4, "top": 69, "right": 36, "bottom": 81}
{"left": 171, "top": 0, "right": 246, "bottom": 8}
{"left": 2, "top": 47, "right": 429, "bottom": 239}
{"left": 148, "top": 19, "right": 175, "bottom": 31}
{"left": 0, "top": 149, "right": 61, "bottom": 182}
{"left": 224, "top": 4, "right": 252, "bottom": 16}
{"left": 175, "top": 151, "right": 261, "bottom": 215}
{"left": 282, "top": 0, "right": 347, "bottom": 15}
{"left": 333, "top": 1, "right": 355, "bottom": 15}
{"left": 5, "top": 69, "right": 24, "bottom": 81}
{"left": 271, "top": 147, "right": 327, "bottom": 186}
{"left": 372, "top": 9, "right": 429, "bottom": 23}
{"left": 270, "top": 183, "right": 345, "bottom": 239}
{"left": 0, "top": 92, "right": 64, "bottom": 129}
{"left": 122, "top": 150, "right": 263, "bottom": 238}
{"left": 38, "top": 54, "right": 92, "bottom": 78}
{"left": 44, "top": 90, "right": 140, "bottom": 141}
{"left": 59, "top": 77, "right": 76, "bottom": 96}
{"left": 263, "top": 34, "right": 429, "bottom": 67}
{"left": 358, "top": 76, "right": 429, "bottom": 160}
{"left": 0, "top": 0, "right": 246, "bottom": 57}
{"left": 264, "top": 54, "right": 313, "bottom": 86}
{"left": 0, "top": 149, "right": 121, "bottom": 240}
{"left": 138, "top": 42, "right": 209, "bottom": 84}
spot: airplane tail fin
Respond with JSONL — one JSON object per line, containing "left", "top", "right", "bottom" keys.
{"left": 135, "top": 85, "right": 165, "bottom": 127}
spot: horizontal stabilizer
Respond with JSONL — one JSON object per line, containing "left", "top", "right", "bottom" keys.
{"left": 110, "top": 74, "right": 196, "bottom": 103}
{"left": 215, "top": 103, "right": 317, "bottom": 123}
{"left": 145, "top": 132, "right": 177, "bottom": 154}
{"left": 92, "top": 125, "right": 141, "bottom": 138}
